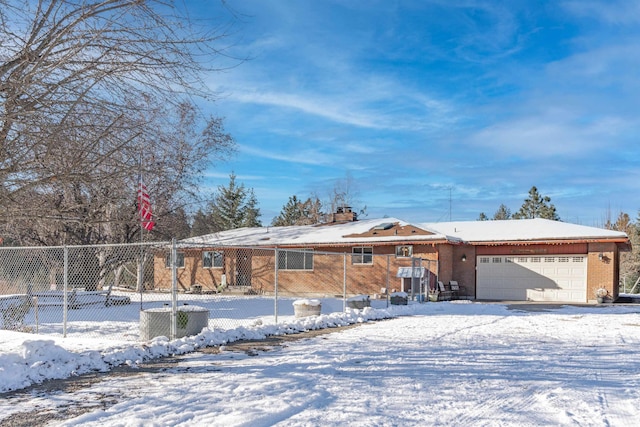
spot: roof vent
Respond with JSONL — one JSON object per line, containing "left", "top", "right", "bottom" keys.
{"left": 373, "top": 222, "right": 394, "bottom": 230}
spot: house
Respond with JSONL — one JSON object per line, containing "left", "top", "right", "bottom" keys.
{"left": 154, "top": 208, "right": 630, "bottom": 303}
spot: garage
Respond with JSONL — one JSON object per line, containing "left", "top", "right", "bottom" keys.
{"left": 476, "top": 255, "right": 588, "bottom": 302}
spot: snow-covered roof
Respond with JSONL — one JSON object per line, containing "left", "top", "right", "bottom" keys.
{"left": 420, "top": 218, "right": 628, "bottom": 243}
{"left": 181, "top": 217, "right": 628, "bottom": 248}
{"left": 181, "top": 217, "right": 449, "bottom": 247}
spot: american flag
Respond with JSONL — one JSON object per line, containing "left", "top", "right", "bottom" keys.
{"left": 137, "top": 175, "right": 155, "bottom": 231}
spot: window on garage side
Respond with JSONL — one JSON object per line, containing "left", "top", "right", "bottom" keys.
{"left": 165, "top": 252, "right": 185, "bottom": 268}
{"left": 203, "top": 251, "right": 224, "bottom": 268}
{"left": 278, "top": 249, "right": 313, "bottom": 270}
{"left": 352, "top": 247, "right": 373, "bottom": 264}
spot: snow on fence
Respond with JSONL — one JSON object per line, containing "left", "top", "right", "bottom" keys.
{"left": 0, "top": 242, "right": 438, "bottom": 341}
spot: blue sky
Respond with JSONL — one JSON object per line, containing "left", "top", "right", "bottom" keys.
{"left": 197, "top": 0, "right": 639, "bottom": 226}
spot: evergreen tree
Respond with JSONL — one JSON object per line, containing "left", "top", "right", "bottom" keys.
{"left": 303, "top": 196, "right": 324, "bottom": 224}
{"left": 160, "top": 207, "right": 191, "bottom": 239}
{"left": 272, "top": 196, "right": 303, "bottom": 226}
{"left": 512, "top": 186, "right": 560, "bottom": 220}
{"left": 612, "top": 211, "right": 640, "bottom": 291}
{"left": 478, "top": 212, "right": 489, "bottom": 221}
{"left": 207, "top": 173, "right": 262, "bottom": 232}
{"left": 493, "top": 204, "right": 512, "bottom": 220}
{"left": 241, "top": 189, "right": 262, "bottom": 228}
{"left": 272, "top": 196, "right": 323, "bottom": 226}
{"left": 190, "top": 209, "right": 211, "bottom": 236}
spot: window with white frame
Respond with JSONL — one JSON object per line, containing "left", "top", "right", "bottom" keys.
{"left": 278, "top": 249, "right": 313, "bottom": 270}
{"left": 352, "top": 247, "right": 373, "bottom": 264}
{"left": 165, "top": 252, "right": 185, "bottom": 268}
{"left": 203, "top": 251, "right": 224, "bottom": 268}
{"left": 395, "top": 245, "right": 413, "bottom": 258}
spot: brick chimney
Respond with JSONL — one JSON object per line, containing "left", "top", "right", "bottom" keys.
{"left": 331, "top": 206, "right": 357, "bottom": 223}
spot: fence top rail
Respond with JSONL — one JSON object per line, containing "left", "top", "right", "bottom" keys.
{"left": 0, "top": 241, "right": 172, "bottom": 251}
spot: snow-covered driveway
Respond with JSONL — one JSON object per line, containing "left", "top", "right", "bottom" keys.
{"left": 2, "top": 302, "right": 640, "bottom": 426}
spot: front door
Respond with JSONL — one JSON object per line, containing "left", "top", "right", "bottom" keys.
{"left": 236, "top": 249, "right": 252, "bottom": 287}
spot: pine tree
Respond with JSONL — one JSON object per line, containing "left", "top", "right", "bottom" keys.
{"left": 191, "top": 209, "right": 211, "bottom": 236}
{"left": 613, "top": 211, "right": 640, "bottom": 291}
{"left": 478, "top": 212, "right": 489, "bottom": 221}
{"left": 272, "top": 196, "right": 303, "bottom": 226}
{"left": 512, "top": 186, "right": 560, "bottom": 220}
{"left": 302, "top": 197, "right": 324, "bottom": 224}
{"left": 493, "top": 204, "right": 512, "bottom": 220}
{"left": 241, "top": 189, "right": 262, "bottom": 228}
{"left": 207, "top": 173, "right": 262, "bottom": 232}
{"left": 161, "top": 207, "right": 191, "bottom": 239}
{"left": 272, "top": 196, "right": 324, "bottom": 226}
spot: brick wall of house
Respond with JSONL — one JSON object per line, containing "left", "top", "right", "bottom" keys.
{"left": 452, "top": 245, "right": 477, "bottom": 298}
{"left": 154, "top": 244, "right": 441, "bottom": 297}
{"left": 154, "top": 248, "right": 271, "bottom": 292}
{"left": 438, "top": 245, "right": 453, "bottom": 285}
{"left": 586, "top": 242, "right": 619, "bottom": 301}
{"left": 153, "top": 241, "right": 623, "bottom": 302}
{"left": 255, "top": 244, "right": 440, "bottom": 296}
{"left": 153, "top": 249, "right": 204, "bottom": 292}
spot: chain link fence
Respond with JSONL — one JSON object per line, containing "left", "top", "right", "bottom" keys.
{"left": 0, "top": 242, "right": 438, "bottom": 341}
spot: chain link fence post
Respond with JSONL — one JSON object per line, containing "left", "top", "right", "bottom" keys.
{"left": 386, "top": 254, "right": 390, "bottom": 308}
{"left": 63, "top": 245, "right": 68, "bottom": 338}
{"left": 342, "top": 254, "right": 347, "bottom": 312}
{"left": 274, "top": 248, "right": 279, "bottom": 324}
{"left": 171, "top": 238, "right": 177, "bottom": 340}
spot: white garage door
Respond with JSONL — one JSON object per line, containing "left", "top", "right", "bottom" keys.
{"left": 476, "top": 255, "right": 588, "bottom": 302}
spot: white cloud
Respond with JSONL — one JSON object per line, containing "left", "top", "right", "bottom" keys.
{"left": 467, "top": 113, "right": 630, "bottom": 158}
{"left": 562, "top": 0, "right": 640, "bottom": 25}
{"left": 237, "top": 143, "right": 340, "bottom": 167}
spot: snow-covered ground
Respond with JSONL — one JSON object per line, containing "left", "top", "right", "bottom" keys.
{"left": 2, "top": 299, "right": 640, "bottom": 426}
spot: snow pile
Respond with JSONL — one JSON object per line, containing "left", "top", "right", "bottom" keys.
{"left": 292, "top": 298, "right": 322, "bottom": 306}
{"left": 0, "top": 302, "right": 423, "bottom": 393}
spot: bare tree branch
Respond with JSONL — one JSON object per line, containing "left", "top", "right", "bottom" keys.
{"left": 0, "top": 0, "right": 239, "bottom": 244}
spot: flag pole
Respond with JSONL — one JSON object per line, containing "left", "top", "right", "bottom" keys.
{"left": 139, "top": 152, "right": 144, "bottom": 311}
{"left": 137, "top": 152, "right": 156, "bottom": 310}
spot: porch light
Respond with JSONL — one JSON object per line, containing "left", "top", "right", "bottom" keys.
{"left": 461, "top": 254, "right": 467, "bottom": 262}
{"left": 598, "top": 253, "right": 604, "bottom": 261}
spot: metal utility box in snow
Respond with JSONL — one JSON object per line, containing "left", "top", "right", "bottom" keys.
{"left": 346, "top": 295, "right": 371, "bottom": 309}
{"left": 292, "top": 299, "right": 322, "bottom": 318}
{"left": 140, "top": 306, "right": 209, "bottom": 341}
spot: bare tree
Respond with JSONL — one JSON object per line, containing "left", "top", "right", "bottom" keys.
{"left": 0, "top": 0, "right": 238, "bottom": 244}
{"left": 326, "top": 172, "right": 367, "bottom": 219}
